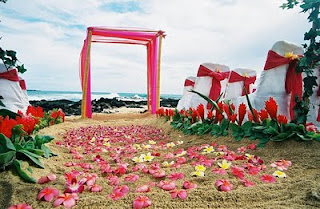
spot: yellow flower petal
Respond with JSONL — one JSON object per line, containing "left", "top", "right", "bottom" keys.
{"left": 191, "top": 171, "right": 205, "bottom": 177}
{"left": 272, "top": 170, "right": 287, "bottom": 178}
{"left": 195, "top": 165, "right": 206, "bottom": 172}
{"left": 218, "top": 160, "right": 231, "bottom": 170}
{"left": 149, "top": 140, "right": 156, "bottom": 145}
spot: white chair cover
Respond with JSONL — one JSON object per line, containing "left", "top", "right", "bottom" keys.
{"left": 232, "top": 41, "right": 304, "bottom": 119}
{"left": 177, "top": 76, "right": 196, "bottom": 111}
{"left": 224, "top": 68, "right": 256, "bottom": 100}
{"left": 189, "top": 63, "right": 230, "bottom": 109}
{"left": 0, "top": 63, "right": 29, "bottom": 113}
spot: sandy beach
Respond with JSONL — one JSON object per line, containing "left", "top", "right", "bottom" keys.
{"left": 1, "top": 110, "right": 320, "bottom": 209}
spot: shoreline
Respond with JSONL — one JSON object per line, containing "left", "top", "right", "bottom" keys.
{"left": 29, "top": 97, "right": 179, "bottom": 116}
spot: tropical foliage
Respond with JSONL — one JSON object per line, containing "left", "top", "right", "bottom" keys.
{"left": 281, "top": 0, "right": 320, "bottom": 124}
{"left": 0, "top": 106, "right": 65, "bottom": 182}
{"left": 157, "top": 95, "right": 320, "bottom": 147}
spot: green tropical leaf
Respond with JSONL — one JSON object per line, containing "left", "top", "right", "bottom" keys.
{"left": 17, "top": 149, "right": 44, "bottom": 168}
{"left": 189, "top": 89, "right": 222, "bottom": 112}
{"left": 0, "top": 133, "right": 16, "bottom": 151}
{"left": 13, "top": 159, "right": 36, "bottom": 183}
{"left": 0, "top": 151, "right": 16, "bottom": 168}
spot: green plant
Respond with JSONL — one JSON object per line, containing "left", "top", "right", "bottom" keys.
{"left": 0, "top": 133, "right": 55, "bottom": 183}
{"left": 281, "top": 0, "right": 320, "bottom": 124}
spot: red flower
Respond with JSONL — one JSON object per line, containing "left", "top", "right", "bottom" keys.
{"left": 306, "top": 123, "right": 318, "bottom": 132}
{"left": 223, "top": 103, "right": 232, "bottom": 120}
{"left": 168, "top": 172, "right": 184, "bottom": 180}
{"left": 215, "top": 179, "right": 233, "bottom": 192}
{"left": 135, "top": 185, "right": 151, "bottom": 193}
{"left": 277, "top": 115, "right": 288, "bottom": 125}
{"left": 260, "top": 174, "right": 276, "bottom": 183}
{"left": 265, "top": 97, "right": 278, "bottom": 119}
{"left": 259, "top": 109, "right": 269, "bottom": 121}
{"left": 183, "top": 181, "right": 197, "bottom": 190}
{"left": 27, "top": 105, "right": 44, "bottom": 118}
{"left": 0, "top": 116, "right": 18, "bottom": 138}
{"left": 168, "top": 109, "right": 174, "bottom": 117}
{"left": 197, "top": 104, "right": 205, "bottom": 120}
{"left": 165, "top": 109, "right": 169, "bottom": 116}
{"left": 157, "top": 108, "right": 165, "bottom": 117}
{"left": 53, "top": 193, "right": 79, "bottom": 208}
{"left": 133, "top": 196, "right": 152, "bottom": 209}
{"left": 170, "top": 189, "right": 188, "bottom": 200}
{"left": 231, "top": 166, "right": 244, "bottom": 179}
{"left": 16, "top": 114, "right": 37, "bottom": 135}
{"left": 248, "top": 109, "right": 260, "bottom": 123}
{"left": 191, "top": 109, "right": 198, "bottom": 123}
{"left": 238, "top": 103, "right": 247, "bottom": 125}
{"left": 38, "top": 187, "right": 59, "bottom": 202}
{"left": 230, "top": 114, "right": 237, "bottom": 123}
{"left": 207, "top": 110, "right": 213, "bottom": 120}
{"left": 37, "top": 174, "right": 57, "bottom": 184}
{"left": 8, "top": 203, "right": 32, "bottom": 209}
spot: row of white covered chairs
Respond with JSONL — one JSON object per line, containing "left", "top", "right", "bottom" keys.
{"left": 177, "top": 64, "right": 256, "bottom": 110}
{"left": 177, "top": 40, "right": 320, "bottom": 128}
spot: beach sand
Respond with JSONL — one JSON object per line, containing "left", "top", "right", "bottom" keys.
{"left": 1, "top": 111, "right": 320, "bottom": 209}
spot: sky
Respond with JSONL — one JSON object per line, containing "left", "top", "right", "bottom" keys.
{"left": 0, "top": 0, "right": 310, "bottom": 95}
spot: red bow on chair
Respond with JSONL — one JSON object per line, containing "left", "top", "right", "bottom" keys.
{"left": 228, "top": 71, "right": 256, "bottom": 96}
{"left": 263, "top": 50, "right": 303, "bottom": 120}
{"left": 0, "top": 69, "right": 20, "bottom": 81}
{"left": 197, "top": 65, "right": 230, "bottom": 109}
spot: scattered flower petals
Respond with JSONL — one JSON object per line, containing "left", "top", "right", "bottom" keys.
{"left": 183, "top": 181, "right": 197, "bottom": 190}
{"left": 8, "top": 203, "right": 32, "bottom": 209}
{"left": 272, "top": 170, "right": 287, "bottom": 178}
{"left": 133, "top": 196, "right": 152, "bottom": 209}
{"left": 217, "top": 160, "right": 231, "bottom": 170}
{"left": 260, "top": 174, "right": 276, "bottom": 183}
{"left": 53, "top": 193, "right": 79, "bottom": 208}
{"left": 135, "top": 185, "right": 151, "bottom": 193}
{"left": 215, "top": 179, "right": 233, "bottom": 192}
{"left": 38, "top": 187, "right": 59, "bottom": 202}
{"left": 37, "top": 174, "right": 57, "bottom": 184}
{"left": 170, "top": 189, "right": 188, "bottom": 200}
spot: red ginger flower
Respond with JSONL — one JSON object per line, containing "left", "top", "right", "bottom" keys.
{"left": 169, "top": 109, "right": 174, "bottom": 117}
{"left": 259, "top": 109, "right": 269, "bottom": 121}
{"left": 197, "top": 104, "right": 205, "bottom": 120}
{"left": 265, "top": 97, "right": 278, "bottom": 119}
{"left": 191, "top": 109, "right": 198, "bottom": 123}
{"left": 15, "top": 114, "right": 37, "bottom": 135}
{"left": 238, "top": 103, "right": 247, "bottom": 125}
{"left": 207, "top": 110, "right": 213, "bottom": 120}
{"left": 27, "top": 105, "right": 44, "bottom": 118}
{"left": 248, "top": 109, "right": 260, "bottom": 123}
{"left": 0, "top": 116, "right": 18, "bottom": 138}
{"left": 277, "top": 114, "right": 288, "bottom": 125}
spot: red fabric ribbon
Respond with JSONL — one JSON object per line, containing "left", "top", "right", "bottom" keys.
{"left": 184, "top": 79, "right": 195, "bottom": 87}
{"left": 263, "top": 50, "right": 303, "bottom": 120}
{"left": 19, "top": 79, "right": 26, "bottom": 90}
{"left": 228, "top": 71, "right": 256, "bottom": 96}
{"left": 197, "top": 65, "right": 230, "bottom": 109}
{"left": 0, "top": 69, "right": 19, "bottom": 81}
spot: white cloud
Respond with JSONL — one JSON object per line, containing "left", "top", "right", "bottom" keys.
{"left": 0, "top": 0, "right": 309, "bottom": 95}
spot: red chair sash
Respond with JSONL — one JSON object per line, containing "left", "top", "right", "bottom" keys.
{"left": 197, "top": 65, "right": 230, "bottom": 109}
{"left": 19, "top": 79, "right": 27, "bottom": 90}
{"left": 228, "top": 71, "right": 256, "bottom": 96}
{"left": 184, "top": 79, "right": 195, "bottom": 87}
{"left": 263, "top": 50, "right": 303, "bottom": 120}
{"left": 0, "top": 69, "right": 19, "bottom": 81}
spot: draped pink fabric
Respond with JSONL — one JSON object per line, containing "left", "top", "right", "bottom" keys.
{"left": 80, "top": 27, "right": 164, "bottom": 118}
{"left": 264, "top": 50, "right": 303, "bottom": 120}
{"left": 0, "top": 69, "right": 19, "bottom": 81}
{"left": 228, "top": 71, "right": 256, "bottom": 96}
{"left": 184, "top": 79, "right": 195, "bottom": 87}
{"left": 197, "top": 65, "right": 230, "bottom": 109}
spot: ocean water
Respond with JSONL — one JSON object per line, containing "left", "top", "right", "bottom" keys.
{"left": 27, "top": 90, "right": 182, "bottom": 102}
